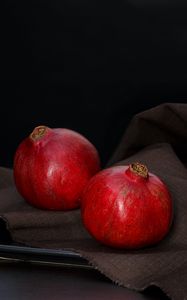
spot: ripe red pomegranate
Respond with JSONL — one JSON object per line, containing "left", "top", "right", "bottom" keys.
{"left": 14, "top": 125, "right": 100, "bottom": 210}
{"left": 81, "top": 163, "right": 173, "bottom": 249}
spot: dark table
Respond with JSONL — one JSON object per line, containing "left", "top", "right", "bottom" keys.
{"left": 0, "top": 260, "right": 169, "bottom": 300}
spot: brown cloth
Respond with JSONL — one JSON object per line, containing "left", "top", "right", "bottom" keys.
{"left": 1, "top": 102, "right": 187, "bottom": 300}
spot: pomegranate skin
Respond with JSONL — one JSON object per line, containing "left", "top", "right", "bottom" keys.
{"left": 81, "top": 163, "right": 173, "bottom": 249}
{"left": 14, "top": 126, "right": 100, "bottom": 210}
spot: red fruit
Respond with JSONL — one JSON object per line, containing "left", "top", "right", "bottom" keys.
{"left": 14, "top": 125, "right": 100, "bottom": 210}
{"left": 81, "top": 163, "right": 173, "bottom": 249}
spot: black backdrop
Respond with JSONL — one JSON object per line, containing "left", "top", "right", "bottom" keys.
{"left": 2, "top": 0, "right": 187, "bottom": 167}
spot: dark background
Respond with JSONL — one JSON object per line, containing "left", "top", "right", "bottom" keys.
{"left": 2, "top": 0, "right": 187, "bottom": 168}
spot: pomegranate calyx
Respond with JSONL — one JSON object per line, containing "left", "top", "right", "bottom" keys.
{"left": 30, "top": 125, "right": 49, "bottom": 141}
{"left": 130, "top": 162, "right": 148, "bottom": 179}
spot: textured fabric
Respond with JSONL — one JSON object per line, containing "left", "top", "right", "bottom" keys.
{"left": 1, "top": 103, "right": 187, "bottom": 300}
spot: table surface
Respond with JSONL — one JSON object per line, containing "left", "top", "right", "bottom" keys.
{"left": 0, "top": 261, "right": 169, "bottom": 300}
{"left": 0, "top": 221, "right": 169, "bottom": 300}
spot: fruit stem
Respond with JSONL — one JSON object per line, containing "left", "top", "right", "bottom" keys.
{"left": 129, "top": 162, "right": 149, "bottom": 179}
{"left": 30, "top": 125, "right": 48, "bottom": 141}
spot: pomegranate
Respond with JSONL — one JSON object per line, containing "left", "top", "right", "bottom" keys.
{"left": 81, "top": 163, "right": 173, "bottom": 249}
{"left": 14, "top": 125, "right": 100, "bottom": 210}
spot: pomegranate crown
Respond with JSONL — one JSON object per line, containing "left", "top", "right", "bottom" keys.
{"left": 30, "top": 125, "right": 49, "bottom": 141}
{"left": 130, "top": 162, "right": 149, "bottom": 178}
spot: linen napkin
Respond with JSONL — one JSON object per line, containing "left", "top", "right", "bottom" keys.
{"left": 1, "top": 102, "right": 187, "bottom": 300}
